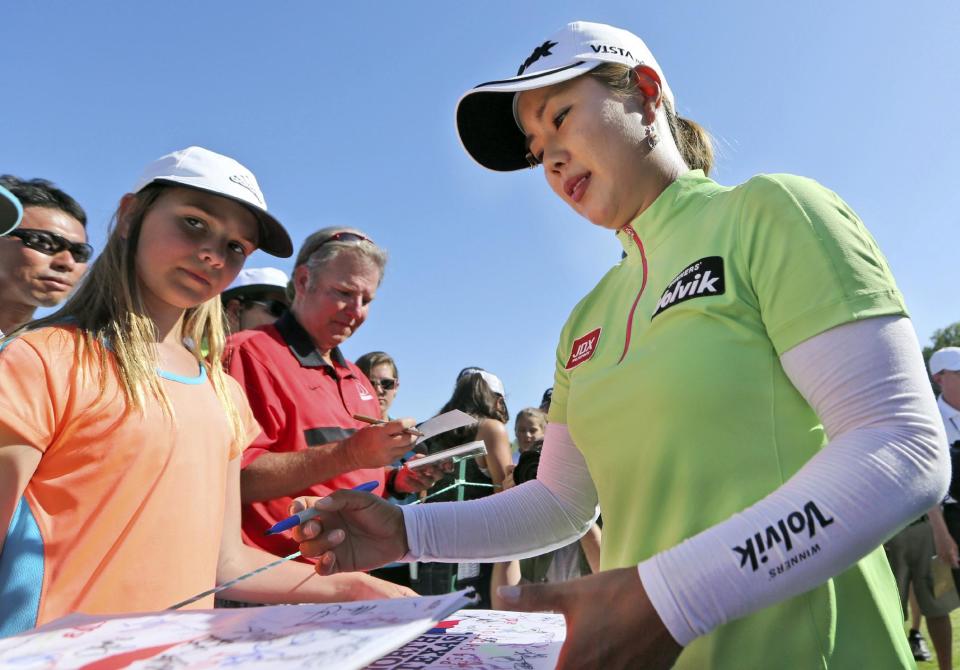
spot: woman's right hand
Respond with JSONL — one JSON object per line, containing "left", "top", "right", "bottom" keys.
{"left": 291, "top": 491, "right": 408, "bottom": 574}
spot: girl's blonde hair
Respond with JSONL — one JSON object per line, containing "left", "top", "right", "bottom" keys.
{"left": 1, "top": 184, "right": 246, "bottom": 446}
{"left": 588, "top": 63, "right": 714, "bottom": 175}
{"left": 516, "top": 407, "right": 547, "bottom": 431}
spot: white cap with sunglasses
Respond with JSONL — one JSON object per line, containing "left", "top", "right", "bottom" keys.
{"left": 132, "top": 146, "right": 293, "bottom": 258}
{"left": 0, "top": 184, "right": 23, "bottom": 236}
{"left": 456, "top": 21, "right": 674, "bottom": 172}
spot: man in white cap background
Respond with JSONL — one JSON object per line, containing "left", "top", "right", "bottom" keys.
{"left": 886, "top": 346, "right": 960, "bottom": 667}
{"left": 221, "top": 267, "right": 291, "bottom": 334}
{"left": 932, "top": 348, "right": 960, "bottom": 583}
{"left": 932, "top": 348, "right": 960, "bottom": 451}
{"left": 0, "top": 176, "right": 89, "bottom": 336}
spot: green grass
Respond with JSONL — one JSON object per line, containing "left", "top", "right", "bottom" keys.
{"left": 916, "top": 609, "right": 960, "bottom": 669}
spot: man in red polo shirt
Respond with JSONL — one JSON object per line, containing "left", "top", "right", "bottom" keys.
{"left": 225, "top": 227, "right": 439, "bottom": 558}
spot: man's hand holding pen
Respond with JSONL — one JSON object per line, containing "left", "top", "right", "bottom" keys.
{"left": 337, "top": 418, "right": 421, "bottom": 471}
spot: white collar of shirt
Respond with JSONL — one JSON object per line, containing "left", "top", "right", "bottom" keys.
{"left": 938, "top": 395, "right": 960, "bottom": 445}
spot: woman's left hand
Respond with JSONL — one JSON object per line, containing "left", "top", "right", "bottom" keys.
{"left": 497, "top": 566, "right": 683, "bottom": 669}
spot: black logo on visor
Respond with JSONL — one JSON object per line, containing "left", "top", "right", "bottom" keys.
{"left": 518, "top": 40, "right": 558, "bottom": 76}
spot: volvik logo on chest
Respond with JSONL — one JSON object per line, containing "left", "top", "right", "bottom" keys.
{"left": 651, "top": 256, "right": 726, "bottom": 319}
{"left": 565, "top": 328, "right": 602, "bottom": 369}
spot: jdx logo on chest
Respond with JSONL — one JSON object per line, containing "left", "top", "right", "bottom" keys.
{"left": 565, "top": 328, "right": 602, "bottom": 370}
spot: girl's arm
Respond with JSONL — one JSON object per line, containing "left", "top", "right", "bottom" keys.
{"left": 489, "top": 461, "right": 522, "bottom": 609}
{"left": 476, "top": 418, "right": 513, "bottom": 488}
{"left": 579, "top": 523, "right": 602, "bottom": 574}
{"left": 0, "top": 445, "right": 42, "bottom": 556}
{"left": 216, "top": 457, "right": 414, "bottom": 603}
{"left": 490, "top": 560, "right": 522, "bottom": 609}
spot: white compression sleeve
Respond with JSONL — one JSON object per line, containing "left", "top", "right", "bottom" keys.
{"left": 402, "top": 422, "right": 599, "bottom": 562}
{"left": 638, "top": 316, "right": 949, "bottom": 646}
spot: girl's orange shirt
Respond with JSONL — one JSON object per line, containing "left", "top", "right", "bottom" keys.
{"left": 0, "top": 326, "right": 259, "bottom": 629}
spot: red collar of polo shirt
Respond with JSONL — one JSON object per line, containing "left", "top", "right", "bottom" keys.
{"left": 274, "top": 311, "right": 350, "bottom": 371}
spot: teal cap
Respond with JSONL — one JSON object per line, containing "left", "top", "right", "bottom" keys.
{"left": 0, "top": 184, "right": 22, "bottom": 235}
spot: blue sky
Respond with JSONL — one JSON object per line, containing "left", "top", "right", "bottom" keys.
{"left": 3, "top": 1, "right": 958, "bottom": 424}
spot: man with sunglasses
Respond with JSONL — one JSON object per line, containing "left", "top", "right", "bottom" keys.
{"left": 224, "top": 227, "right": 443, "bottom": 561}
{"left": 0, "top": 175, "right": 88, "bottom": 336}
{"left": 355, "top": 351, "right": 401, "bottom": 421}
{"left": 221, "top": 267, "right": 290, "bottom": 334}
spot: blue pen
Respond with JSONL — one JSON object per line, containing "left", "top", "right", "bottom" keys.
{"left": 263, "top": 480, "right": 380, "bottom": 536}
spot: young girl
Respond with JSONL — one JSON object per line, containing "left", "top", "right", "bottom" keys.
{"left": 295, "top": 21, "right": 948, "bottom": 669}
{"left": 0, "top": 146, "right": 411, "bottom": 637}
{"left": 513, "top": 407, "right": 547, "bottom": 454}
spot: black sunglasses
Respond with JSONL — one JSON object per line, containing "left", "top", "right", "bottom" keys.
{"left": 8, "top": 228, "right": 93, "bottom": 263}
{"left": 370, "top": 377, "right": 398, "bottom": 390}
{"left": 243, "top": 299, "right": 288, "bottom": 318}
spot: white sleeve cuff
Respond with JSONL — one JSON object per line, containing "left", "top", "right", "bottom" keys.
{"left": 402, "top": 423, "right": 599, "bottom": 562}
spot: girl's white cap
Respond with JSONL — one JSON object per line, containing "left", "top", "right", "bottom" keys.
{"left": 131, "top": 146, "right": 293, "bottom": 258}
{"left": 456, "top": 21, "right": 674, "bottom": 172}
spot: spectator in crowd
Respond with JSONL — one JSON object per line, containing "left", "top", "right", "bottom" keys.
{"left": 448, "top": 369, "right": 514, "bottom": 489}
{"left": 355, "top": 350, "right": 417, "bottom": 588}
{"left": 883, "top": 348, "right": 960, "bottom": 666}
{"left": 492, "top": 438, "right": 601, "bottom": 609}
{"left": 0, "top": 147, "right": 411, "bottom": 637}
{"left": 224, "top": 227, "right": 443, "bottom": 560}
{"left": 0, "top": 176, "right": 89, "bottom": 335}
{"left": 413, "top": 369, "right": 513, "bottom": 606}
{"left": 885, "top": 346, "right": 960, "bottom": 664}
{"left": 221, "top": 267, "right": 290, "bottom": 334}
{"left": 906, "top": 590, "right": 933, "bottom": 661}
{"left": 932, "top": 347, "right": 960, "bottom": 591}
{"left": 295, "top": 21, "right": 948, "bottom": 668}
{"left": 883, "top": 501, "right": 958, "bottom": 668}
{"left": 0, "top": 183, "right": 22, "bottom": 235}
{"left": 514, "top": 407, "right": 547, "bottom": 453}
{"left": 356, "top": 351, "right": 400, "bottom": 421}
